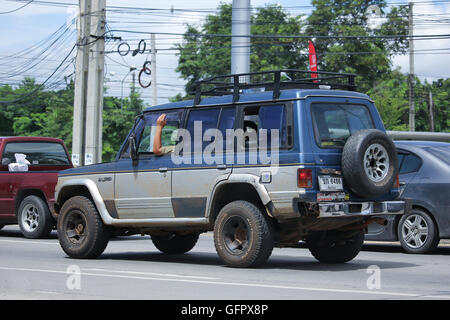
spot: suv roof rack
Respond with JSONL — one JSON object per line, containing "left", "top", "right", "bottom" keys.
{"left": 193, "top": 69, "right": 356, "bottom": 105}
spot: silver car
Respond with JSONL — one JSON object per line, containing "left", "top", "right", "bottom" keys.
{"left": 366, "top": 140, "right": 450, "bottom": 253}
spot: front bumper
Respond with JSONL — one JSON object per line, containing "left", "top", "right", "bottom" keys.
{"left": 318, "top": 201, "right": 405, "bottom": 218}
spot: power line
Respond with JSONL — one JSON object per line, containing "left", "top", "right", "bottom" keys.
{"left": 0, "top": 0, "right": 34, "bottom": 14}
{"left": 0, "top": 44, "right": 76, "bottom": 104}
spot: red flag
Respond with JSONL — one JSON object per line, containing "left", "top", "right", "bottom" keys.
{"left": 308, "top": 40, "right": 318, "bottom": 82}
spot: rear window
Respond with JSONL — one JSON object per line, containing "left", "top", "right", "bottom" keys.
{"left": 424, "top": 146, "right": 450, "bottom": 165}
{"left": 311, "top": 103, "right": 375, "bottom": 148}
{"left": 2, "top": 142, "right": 69, "bottom": 165}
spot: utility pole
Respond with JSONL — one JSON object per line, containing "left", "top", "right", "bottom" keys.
{"left": 408, "top": 2, "right": 415, "bottom": 132}
{"left": 231, "top": 0, "right": 251, "bottom": 81}
{"left": 85, "top": 0, "right": 106, "bottom": 165}
{"left": 72, "top": 0, "right": 92, "bottom": 166}
{"left": 429, "top": 90, "right": 434, "bottom": 132}
{"left": 151, "top": 33, "right": 157, "bottom": 106}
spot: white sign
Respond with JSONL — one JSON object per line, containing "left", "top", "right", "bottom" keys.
{"left": 71, "top": 154, "right": 79, "bottom": 166}
{"left": 85, "top": 153, "right": 93, "bottom": 165}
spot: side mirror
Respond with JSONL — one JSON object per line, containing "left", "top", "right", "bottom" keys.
{"left": 129, "top": 135, "right": 138, "bottom": 161}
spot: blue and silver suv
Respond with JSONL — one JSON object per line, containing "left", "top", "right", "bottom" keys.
{"left": 54, "top": 70, "right": 405, "bottom": 267}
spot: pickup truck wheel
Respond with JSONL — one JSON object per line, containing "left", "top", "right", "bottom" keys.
{"left": 342, "top": 129, "right": 398, "bottom": 198}
{"left": 18, "top": 196, "right": 54, "bottom": 239}
{"left": 306, "top": 232, "right": 364, "bottom": 263}
{"left": 214, "top": 200, "right": 274, "bottom": 268}
{"left": 398, "top": 208, "right": 439, "bottom": 254}
{"left": 57, "top": 196, "right": 110, "bottom": 259}
{"left": 151, "top": 233, "right": 199, "bottom": 254}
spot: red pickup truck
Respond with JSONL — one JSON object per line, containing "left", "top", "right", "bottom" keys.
{"left": 0, "top": 137, "right": 72, "bottom": 238}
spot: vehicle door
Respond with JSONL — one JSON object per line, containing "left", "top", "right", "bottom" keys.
{"left": 114, "top": 110, "right": 183, "bottom": 219}
{"left": 397, "top": 149, "right": 422, "bottom": 197}
{"left": 171, "top": 107, "right": 235, "bottom": 218}
{"left": 0, "top": 143, "right": 14, "bottom": 218}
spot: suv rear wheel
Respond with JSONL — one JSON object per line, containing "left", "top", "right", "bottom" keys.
{"left": 342, "top": 129, "right": 398, "bottom": 198}
{"left": 152, "top": 233, "right": 199, "bottom": 254}
{"left": 214, "top": 200, "right": 274, "bottom": 268}
{"left": 18, "top": 195, "right": 54, "bottom": 239}
{"left": 306, "top": 231, "right": 364, "bottom": 263}
{"left": 57, "top": 196, "right": 110, "bottom": 259}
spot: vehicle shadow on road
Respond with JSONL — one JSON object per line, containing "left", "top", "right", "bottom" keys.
{"left": 0, "top": 227, "right": 58, "bottom": 239}
{"left": 97, "top": 249, "right": 418, "bottom": 272}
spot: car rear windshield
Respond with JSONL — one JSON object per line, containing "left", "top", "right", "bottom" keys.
{"left": 2, "top": 142, "right": 70, "bottom": 165}
{"left": 311, "top": 103, "right": 375, "bottom": 148}
{"left": 424, "top": 145, "right": 450, "bottom": 165}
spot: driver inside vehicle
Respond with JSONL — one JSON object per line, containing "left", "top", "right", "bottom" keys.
{"left": 153, "top": 113, "right": 175, "bottom": 156}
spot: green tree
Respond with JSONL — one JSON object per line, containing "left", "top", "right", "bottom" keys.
{"left": 306, "top": 0, "right": 409, "bottom": 92}
{"left": 175, "top": 3, "right": 308, "bottom": 96}
{"left": 367, "top": 70, "right": 409, "bottom": 130}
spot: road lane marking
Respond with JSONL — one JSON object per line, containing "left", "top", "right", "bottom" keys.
{"left": 0, "top": 265, "right": 449, "bottom": 299}
{"left": 83, "top": 268, "right": 219, "bottom": 280}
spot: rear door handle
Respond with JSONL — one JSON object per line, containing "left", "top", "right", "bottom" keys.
{"left": 159, "top": 167, "right": 168, "bottom": 173}
{"left": 217, "top": 164, "right": 227, "bottom": 170}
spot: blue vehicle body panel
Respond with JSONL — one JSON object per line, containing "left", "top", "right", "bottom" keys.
{"left": 60, "top": 88, "right": 401, "bottom": 217}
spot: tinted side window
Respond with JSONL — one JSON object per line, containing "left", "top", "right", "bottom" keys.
{"left": 400, "top": 154, "right": 422, "bottom": 174}
{"left": 218, "top": 107, "right": 236, "bottom": 151}
{"left": 2, "top": 142, "right": 69, "bottom": 165}
{"left": 242, "top": 104, "right": 288, "bottom": 150}
{"left": 186, "top": 108, "right": 221, "bottom": 152}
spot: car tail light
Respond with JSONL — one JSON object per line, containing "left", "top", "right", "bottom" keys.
{"left": 298, "top": 169, "right": 313, "bottom": 188}
{"left": 394, "top": 174, "right": 400, "bottom": 188}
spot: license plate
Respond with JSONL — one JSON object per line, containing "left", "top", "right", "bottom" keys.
{"left": 318, "top": 175, "right": 343, "bottom": 191}
{"left": 317, "top": 192, "right": 346, "bottom": 202}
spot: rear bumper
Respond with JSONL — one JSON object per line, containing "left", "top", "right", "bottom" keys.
{"left": 318, "top": 200, "right": 405, "bottom": 218}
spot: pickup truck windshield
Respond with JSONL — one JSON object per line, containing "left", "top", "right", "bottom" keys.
{"left": 2, "top": 142, "right": 70, "bottom": 165}
{"left": 311, "top": 103, "right": 375, "bottom": 148}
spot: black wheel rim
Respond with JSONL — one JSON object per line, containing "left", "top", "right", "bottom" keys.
{"left": 65, "top": 210, "right": 88, "bottom": 245}
{"left": 222, "top": 215, "right": 250, "bottom": 255}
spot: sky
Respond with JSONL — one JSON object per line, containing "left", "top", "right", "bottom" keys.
{"left": 0, "top": 0, "right": 449, "bottom": 106}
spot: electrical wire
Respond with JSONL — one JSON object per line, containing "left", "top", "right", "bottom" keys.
{"left": 0, "top": 44, "right": 76, "bottom": 104}
{"left": 0, "top": 0, "right": 34, "bottom": 14}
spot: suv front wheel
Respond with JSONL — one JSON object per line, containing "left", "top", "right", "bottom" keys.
{"left": 57, "top": 196, "right": 110, "bottom": 259}
{"left": 214, "top": 200, "right": 274, "bottom": 268}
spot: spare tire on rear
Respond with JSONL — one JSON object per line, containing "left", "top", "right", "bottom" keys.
{"left": 342, "top": 129, "right": 398, "bottom": 198}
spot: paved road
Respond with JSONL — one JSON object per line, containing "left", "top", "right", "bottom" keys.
{"left": 0, "top": 225, "right": 449, "bottom": 300}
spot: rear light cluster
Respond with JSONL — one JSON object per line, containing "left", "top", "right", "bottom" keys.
{"left": 298, "top": 169, "right": 313, "bottom": 188}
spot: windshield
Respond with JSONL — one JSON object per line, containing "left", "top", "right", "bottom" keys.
{"left": 311, "top": 103, "right": 375, "bottom": 148}
{"left": 2, "top": 141, "right": 70, "bottom": 165}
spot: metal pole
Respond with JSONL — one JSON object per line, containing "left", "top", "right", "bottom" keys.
{"left": 151, "top": 33, "right": 157, "bottom": 106}
{"left": 72, "top": 0, "right": 91, "bottom": 166}
{"left": 231, "top": 0, "right": 251, "bottom": 80}
{"left": 408, "top": 2, "right": 415, "bottom": 132}
{"left": 85, "top": 0, "right": 106, "bottom": 165}
{"left": 429, "top": 90, "right": 434, "bottom": 132}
